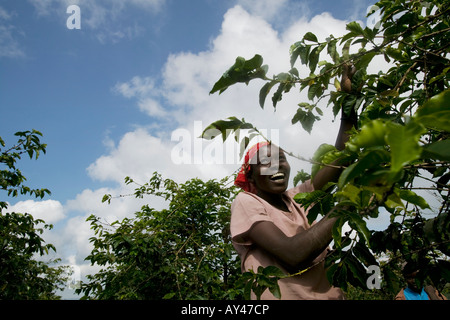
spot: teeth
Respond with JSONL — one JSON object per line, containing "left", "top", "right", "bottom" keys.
{"left": 270, "top": 172, "right": 285, "bottom": 180}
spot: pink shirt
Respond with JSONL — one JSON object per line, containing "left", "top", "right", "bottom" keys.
{"left": 230, "top": 180, "right": 344, "bottom": 300}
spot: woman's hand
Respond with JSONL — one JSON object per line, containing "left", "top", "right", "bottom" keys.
{"left": 312, "top": 64, "right": 359, "bottom": 190}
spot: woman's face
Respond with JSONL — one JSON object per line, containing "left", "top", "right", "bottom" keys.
{"left": 248, "top": 145, "right": 291, "bottom": 195}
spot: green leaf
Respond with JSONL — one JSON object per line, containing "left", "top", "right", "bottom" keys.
{"left": 209, "top": 54, "right": 266, "bottom": 95}
{"left": 269, "top": 282, "right": 281, "bottom": 299}
{"left": 333, "top": 78, "right": 341, "bottom": 91}
{"left": 239, "top": 136, "right": 250, "bottom": 159}
{"left": 355, "top": 51, "right": 376, "bottom": 71}
{"left": 338, "top": 184, "right": 361, "bottom": 206}
{"left": 259, "top": 81, "right": 277, "bottom": 109}
{"left": 398, "top": 189, "right": 430, "bottom": 209}
{"left": 291, "top": 108, "right": 320, "bottom": 134}
{"left": 342, "top": 39, "right": 352, "bottom": 61}
{"left": 353, "top": 240, "right": 378, "bottom": 267}
{"left": 422, "top": 139, "right": 450, "bottom": 161}
{"left": 310, "top": 143, "right": 336, "bottom": 177}
{"left": 308, "top": 43, "right": 325, "bottom": 73}
{"left": 414, "top": 89, "right": 450, "bottom": 132}
{"left": 347, "top": 212, "right": 371, "bottom": 245}
{"left": 385, "top": 46, "right": 405, "bottom": 61}
{"left": 289, "top": 67, "right": 299, "bottom": 77}
{"left": 380, "top": 89, "right": 399, "bottom": 97}
{"left": 102, "top": 194, "right": 112, "bottom": 204}
{"left": 332, "top": 217, "right": 346, "bottom": 248}
{"left": 326, "top": 263, "right": 339, "bottom": 285}
{"left": 305, "top": 204, "right": 321, "bottom": 225}
{"left": 299, "top": 45, "right": 311, "bottom": 65}
{"left": 243, "top": 276, "right": 253, "bottom": 300}
{"left": 386, "top": 121, "right": 425, "bottom": 174}
{"left": 346, "top": 119, "right": 387, "bottom": 151}
{"left": 327, "top": 38, "right": 339, "bottom": 63}
{"left": 162, "top": 292, "right": 176, "bottom": 299}
{"left": 256, "top": 275, "right": 273, "bottom": 288}
{"left": 429, "top": 66, "right": 450, "bottom": 85}
{"left": 293, "top": 169, "right": 311, "bottom": 186}
{"left": 303, "top": 32, "right": 318, "bottom": 42}
{"left": 308, "top": 82, "right": 321, "bottom": 100}
{"left": 345, "top": 253, "right": 368, "bottom": 288}
{"left": 338, "top": 149, "right": 389, "bottom": 189}
{"left": 382, "top": 267, "right": 402, "bottom": 294}
{"left": 346, "top": 21, "right": 364, "bottom": 36}
{"left": 244, "top": 54, "right": 264, "bottom": 69}
{"left": 262, "top": 265, "right": 285, "bottom": 278}
{"left": 331, "top": 263, "right": 348, "bottom": 291}
{"left": 384, "top": 189, "right": 404, "bottom": 209}
{"left": 308, "top": 47, "right": 320, "bottom": 73}
{"left": 271, "top": 83, "right": 284, "bottom": 108}
{"left": 293, "top": 190, "right": 327, "bottom": 208}
{"left": 289, "top": 41, "right": 302, "bottom": 67}
{"left": 341, "top": 31, "right": 357, "bottom": 44}
{"left": 200, "top": 117, "right": 253, "bottom": 141}
{"left": 424, "top": 211, "right": 450, "bottom": 246}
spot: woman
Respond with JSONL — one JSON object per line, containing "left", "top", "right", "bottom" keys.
{"left": 230, "top": 65, "right": 357, "bottom": 300}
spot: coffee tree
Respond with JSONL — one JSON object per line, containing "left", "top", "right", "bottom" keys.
{"left": 203, "top": 0, "right": 449, "bottom": 296}
{"left": 0, "top": 130, "right": 69, "bottom": 299}
{"left": 77, "top": 173, "right": 243, "bottom": 299}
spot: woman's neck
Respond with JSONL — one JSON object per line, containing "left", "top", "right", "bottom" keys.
{"left": 257, "top": 190, "right": 289, "bottom": 212}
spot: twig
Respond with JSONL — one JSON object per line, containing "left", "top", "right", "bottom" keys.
{"left": 394, "top": 61, "right": 418, "bottom": 92}
{"left": 407, "top": 187, "right": 449, "bottom": 192}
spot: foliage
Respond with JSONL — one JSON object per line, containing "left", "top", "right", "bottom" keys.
{"left": 239, "top": 266, "right": 285, "bottom": 300}
{"left": 204, "top": 0, "right": 449, "bottom": 297}
{"left": 0, "top": 212, "right": 70, "bottom": 299}
{"left": 0, "top": 130, "right": 50, "bottom": 209}
{"left": 77, "top": 173, "right": 243, "bottom": 300}
{"left": 0, "top": 130, "right": 69, "bottom": 299}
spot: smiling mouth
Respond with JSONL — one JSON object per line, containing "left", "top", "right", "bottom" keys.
{"left": 270, "top": 172, "right": 285, "bottom": 181}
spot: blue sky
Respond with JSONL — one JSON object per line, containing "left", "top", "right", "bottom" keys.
{"left": 1, "top": 0, "right": 379, "bottom": 297}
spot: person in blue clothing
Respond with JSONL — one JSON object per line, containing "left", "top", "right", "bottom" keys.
{"left": 395, "top": 262, "right": 447, "bottom": 300}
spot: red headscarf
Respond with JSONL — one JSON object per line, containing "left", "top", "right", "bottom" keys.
{"left": 234, "top": 141, "right": 270, "bottom": 194}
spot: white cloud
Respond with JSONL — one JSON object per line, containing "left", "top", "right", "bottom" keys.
{"left": 87, "top": 128, "right": 177, "bottom": 183}
{"left": 114, "top": 76, "right": 157, "bottom": 98}
{"left": 114, "top": 77, "right": 169, "bottom": 118}
{"left": 237, "top": 0, "right": 290, "bottom": 20}
{"left": 95, "top": 24, "right": 145, "bottom": 44}
{"left": 128, "top": 0, "right": 164, "bottom": 10}
{"left": 6, "top": 199, "right": 66, "bottom": 224}
{"left": 237, "top": 0, "right": 312, "bottom": 30}
{"left": 0, "top": 6, "right": 12, "bottom": 20}
{"left": 137, "top": 98, "right": 168, "bottom": 118}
